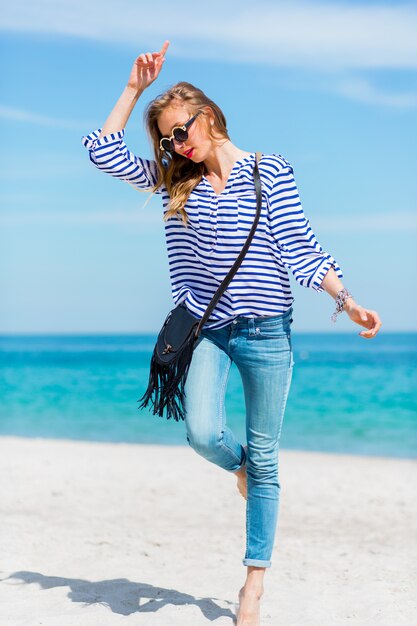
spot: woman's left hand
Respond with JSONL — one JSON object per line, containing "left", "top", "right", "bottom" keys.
{"left": 344, "top": 301, "right": 382, "bottom": 339}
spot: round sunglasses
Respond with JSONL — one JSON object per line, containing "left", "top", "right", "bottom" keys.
{"left": 159, "top": 110, "right": 203, "bottom": 153}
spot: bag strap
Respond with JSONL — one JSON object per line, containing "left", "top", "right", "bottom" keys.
{"left": 195, "top": 151, "right": 263, "bottom": 336}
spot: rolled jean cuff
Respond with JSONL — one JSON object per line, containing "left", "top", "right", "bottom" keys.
{"left": 242, "top": 558, "right": 272, "bottom": 568}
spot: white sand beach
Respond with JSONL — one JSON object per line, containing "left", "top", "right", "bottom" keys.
{"left": 0, "top": 435, "right": 416, "bottom": 626}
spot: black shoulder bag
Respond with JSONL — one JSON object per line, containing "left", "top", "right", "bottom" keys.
{"left": 138, "top": 151, "right": 263, "bottom": 422}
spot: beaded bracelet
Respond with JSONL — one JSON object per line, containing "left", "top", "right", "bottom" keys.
{"left": 331, "top": 288, "right": 353, "bottom": 323}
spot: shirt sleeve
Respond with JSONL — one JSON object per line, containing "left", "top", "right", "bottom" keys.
{"left": 268, "top": 164, "right": 344, "bottom": 292}
{"left": 81, "top": 128, "right": 163, "bottom": 193}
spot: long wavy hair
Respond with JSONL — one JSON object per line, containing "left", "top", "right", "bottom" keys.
{"left": 138, "top": 81, "right": 230, "bottom": 227}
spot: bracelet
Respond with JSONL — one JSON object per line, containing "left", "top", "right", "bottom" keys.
{"left": 331, "top": 288, "right": 353, "bottom": 323}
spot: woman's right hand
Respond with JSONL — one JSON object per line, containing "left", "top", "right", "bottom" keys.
{"left": 127, "top": 40, "right": 170, "bottom": 93}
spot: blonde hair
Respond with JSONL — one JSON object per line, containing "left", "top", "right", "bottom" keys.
{"left": 135, "top": 81, "right": 230, "bottom": 227}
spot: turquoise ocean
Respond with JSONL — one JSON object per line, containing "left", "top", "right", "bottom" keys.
{"left": 0, "top": 333, "right": 416, "bottom": 459}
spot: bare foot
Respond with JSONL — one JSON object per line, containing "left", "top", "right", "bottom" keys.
{"left": 235, "top": 585, "right": 262, "bottom": 626}
{"left": 235, "top": 445, "right": 248, "bottom": 500}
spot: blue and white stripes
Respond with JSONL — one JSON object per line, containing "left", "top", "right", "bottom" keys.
{"left": 81, "top": 128, "right": 344, "bottom": 330}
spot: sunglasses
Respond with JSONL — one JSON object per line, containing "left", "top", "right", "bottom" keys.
{"left": 159, "top": 110, "right": 203, "bottom": 153}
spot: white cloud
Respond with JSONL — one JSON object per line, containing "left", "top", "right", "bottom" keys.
{"left": 0, "top": 105, "right": 142, "bottom": 132}
{"left": 313, "top": 210, "right": 417, "bottom": 233}
{"left": 1, "top": 1, "right": 417, "bottom": 71}
{"left": 0, "top": 208, "right": 162, "bottom": 227}
{"left": 1, "top": 208, "right": 416, "bottom": 233}
{"left": 334, "top": 77, "right": 417, "bottom": 108}
{"left": 279, "top": 72, "right": 417, "bottom": 109}
{"left": 0, "top": 105, "right": 86, "bottom": 129}
{"left": 0, "top": 156, "right": 94, "bottom": 181}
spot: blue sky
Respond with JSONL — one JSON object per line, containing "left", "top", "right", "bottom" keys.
{"left": 1, "top": 0, "right": 416, "bottom": 334}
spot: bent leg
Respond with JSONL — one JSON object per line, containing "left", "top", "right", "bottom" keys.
{"left": 183, "top": 331, "right": 246, "bottom": 472}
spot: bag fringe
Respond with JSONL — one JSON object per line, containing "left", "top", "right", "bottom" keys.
{"left": 137, "top": 331, "right": 196, "bottom": 422}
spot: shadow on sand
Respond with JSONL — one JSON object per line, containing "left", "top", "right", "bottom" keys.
{"left": 3, "top": 571, "right": 237, "bottom": 622}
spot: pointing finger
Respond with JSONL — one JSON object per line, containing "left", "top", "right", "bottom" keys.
{"left": 159, "top": 40, "right": 170, "bottom": 56}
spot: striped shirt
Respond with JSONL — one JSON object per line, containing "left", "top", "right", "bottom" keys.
{"left": 81, "top": 128, "right": 344, "bottom": 330}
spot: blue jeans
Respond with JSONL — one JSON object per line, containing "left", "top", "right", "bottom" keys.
{"left": 183, "top": 305, "right": 294, "bottom": 568}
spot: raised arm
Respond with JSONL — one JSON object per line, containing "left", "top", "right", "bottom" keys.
{"left": 98, "top": 40, "right": 169, "bottom": 138}
{"left": 81, "top": 41, "right": 170, "bottom": 192}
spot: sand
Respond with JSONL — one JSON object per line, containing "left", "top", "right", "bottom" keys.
{"left": 0, "top": 435, "right": 416, "bottom": 626}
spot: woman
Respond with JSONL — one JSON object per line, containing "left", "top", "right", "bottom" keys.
{"left": 81, "top": 40, "right": 382, "bottom": 626}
